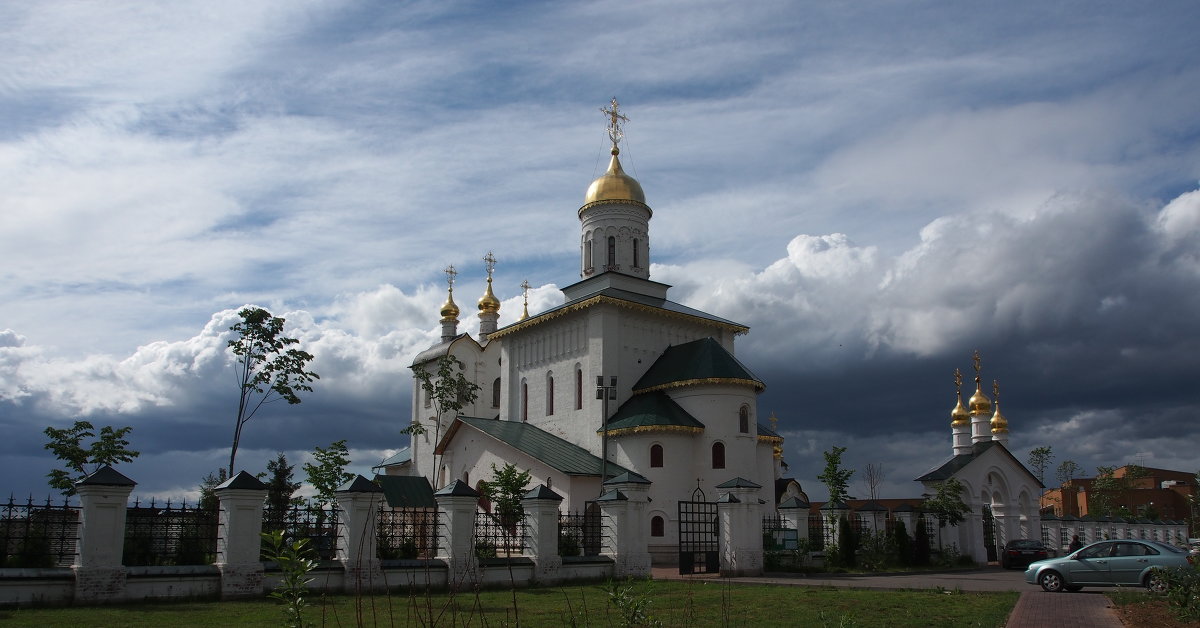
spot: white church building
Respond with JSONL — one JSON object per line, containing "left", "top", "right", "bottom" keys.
{"left": 379, "top": 100, "right": 785, "bottom": 564}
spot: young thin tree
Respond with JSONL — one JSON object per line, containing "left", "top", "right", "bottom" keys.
{"left": 924, "top": 476, "right": 970, "bottom": 551}
{"left": 1056, "top": 459, "right": 1081, "bottom": 486}
{"left": 43, "top": 420, "right": 139, "bottom": 496}
{"left": 1027, "top": 446, "right": 1054, "bottom": 496}
{"left": 863, "top": 462, "right": 886, "bottom": 502}
{"left": 303, "top": 440, "right": 353, "bottom": 509}
{"left": 817, "top": 446, "right": 854, "bottom": 505}
{"left": 405, "top": 354, "right": 480, "bottom": 477}
{"left": 227, "top": 307, "right": 319, "bottom": 476}
{"left": 480, "top": 462, "right": 532, "bottom": 530}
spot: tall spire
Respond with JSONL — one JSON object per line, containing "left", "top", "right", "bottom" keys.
{"left": 439, "top": 264, "right": 460, "bottom": 341}
{"left": 519, "top": 279, "right": 531, "bottom": 321}
{"left": 990, "top": 378, "right": 1009, "bottom": 445}
{"left": 478, "top": 251, "right": 501, "bottom": 340}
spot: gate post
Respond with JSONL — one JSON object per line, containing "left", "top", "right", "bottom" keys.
{"left": 522, "top": 484, "right": 563, "bottom": 584}
{"left": 335, "top": 475, "right": 386, "bottom": 593}
{"left": 434, "top": 480, "right": 479, "bottom": 590}
{"left": 600, "top": 472, "right": 652, "bottom": 578}
{"left": 72, "top": 466, "right": 135, "bottom": 603}
{"left": 214, "top": 471, "right": 268, "bottom": 599}
{"left": 716, "top": 477, "right": 763, "bottom": 576}
{"left": 778, "top": 496, "right": 809, "bottom": 543}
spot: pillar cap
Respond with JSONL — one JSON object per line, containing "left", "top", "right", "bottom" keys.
{"left": 603, "top": 471, "right": 651, "bottom": 486}
{"left": 779, "top": 497, "right": 809, "bottom": 509}
{"left": 216, "top": 470, "right": 267, "bottom": 491}
{"left": 522, "top": 484, "right": 564, "bottom": 501}
{"left": 715, "top": 477, "right": 761, "bottom": 489}
{"left": 76, "top": 465, "right": 135, "bottom": 487}
{"left": 716, "top": 493, "right": 741, "bottom": 503}
{"left": 434, "top": 479, "right": 480, "bottom": 498}
{"left": 596, "top": 489, "right": 627, "bottom": 502}
{"left": 337, "top": 475, "right": 383, "bottom": 493}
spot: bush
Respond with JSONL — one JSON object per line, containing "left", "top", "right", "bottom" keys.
{"left": 559, "top": 532, "right": 582, "bottom": 557}
{"left": 892, "top": 521, "right": 912, "bottom": 567}
{"left": 1159, "top": 564, "right": 1200, "bottom": 621}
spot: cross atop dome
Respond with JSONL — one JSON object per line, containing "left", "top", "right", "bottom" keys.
{"left": 601, "top": 98, "right": 628, "bottom": 153}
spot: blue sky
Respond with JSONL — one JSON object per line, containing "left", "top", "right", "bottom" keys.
{"left": 2, "top": 1, "right": 1199, "bottom": 502}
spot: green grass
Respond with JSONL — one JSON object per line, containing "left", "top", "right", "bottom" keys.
{"left": 0, "top": 580, "right": 1018, "bottom": 627}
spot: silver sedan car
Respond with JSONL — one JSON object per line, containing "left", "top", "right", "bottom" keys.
{"left": 1024, "top": 539, "right": 1190, "bottom": 593}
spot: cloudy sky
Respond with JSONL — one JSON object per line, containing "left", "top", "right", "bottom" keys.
{"left": 2, "top": 1, "right": 1198, "bottom": 503}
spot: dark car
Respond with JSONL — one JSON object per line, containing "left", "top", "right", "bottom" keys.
{"left": 1024, "top": 539, "right": 1191, "bottom": 593}
{"left": 1000, "top": 539, "right": 1049, "bottom": 569}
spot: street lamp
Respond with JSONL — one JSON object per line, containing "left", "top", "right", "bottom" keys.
{"left": 596, "top": 375, "right": 617, "bottom": 494}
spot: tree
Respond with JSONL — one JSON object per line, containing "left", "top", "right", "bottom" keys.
{"left": 405, "top": 354, "right": 480, "bottom": 473}
{"left": 480, "top": 462, "right": 532, "bottom": 530}
{"left": 43, "top": 420, "right": 139, "bottom": 496}
{"left": 1089, "top": 465, "right": 1119, "bottom": 517}
{"left": 227, "top": 307, "right": 319, "bottom": 476}
{"left": 863, "top": 462, "right": 886, "bottom": 502}
{"left": 303, "top": 440, "right": 352, "bottom": 509}
{"left": 265, "top": 452, "right": 302, "bottom": 514}
{"left": 197, "top": 468, "right": 228, "bottom": 511}
{"left": 1027, "top": 446, "right": 1054, "bottom": 494}
{"left": 924, "top": 477, "right": 970, "bottom": 551}
{"left": 1056, "top": 459, "right": 1081, "bottom": 486}
{"left": 817, "top": 446, "right": 854, "bottom": 505}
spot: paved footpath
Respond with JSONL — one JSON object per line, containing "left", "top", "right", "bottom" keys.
{"left": 650, "top": 567, "right": 1124, "bottom": 627}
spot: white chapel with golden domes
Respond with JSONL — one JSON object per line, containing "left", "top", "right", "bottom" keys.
{"left": 379, "top": 100, "right": 786, "bottom": 564}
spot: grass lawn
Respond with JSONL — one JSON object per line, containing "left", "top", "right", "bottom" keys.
{"left": 0, "top": 579, "right": 1017, "bottom": 627}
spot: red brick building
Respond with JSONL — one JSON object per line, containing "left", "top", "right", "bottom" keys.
{"left": 1041, "top": 466, "right": 1197, "bottom": 532}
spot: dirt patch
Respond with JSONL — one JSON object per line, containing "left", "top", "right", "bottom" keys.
{"left": 1114, "top": 598, "right": 1195, "bottom": 627}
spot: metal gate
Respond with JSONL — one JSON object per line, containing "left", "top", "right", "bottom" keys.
{"left": 678, "top": 487, "right": 718, "bottom": 574}
{"left": 982, "top": 505, "right": 997, "bottom": 562}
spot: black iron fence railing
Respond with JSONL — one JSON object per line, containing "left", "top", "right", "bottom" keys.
{"left": 124, "top": 498, "right": 217, "bottom": 566}
{"left": 558, "top": 506, "right": 602, "bottom": 557}
{"left": 262, "top": 503, "right": 341, "bottom": 562}
{"left": 807, "top": 515, "right": 824, "bottom": 550}
{"left": 474, "top": 511, "right": 526, "bottom": 558}
{"left": 1, "top": 495, "right": 81, "bottom": 567}
{"left": 377, "top": 506, "right": 439, "bottom": 559}
{"left": 761, "top": 514, "right": 796, "bottom": 551}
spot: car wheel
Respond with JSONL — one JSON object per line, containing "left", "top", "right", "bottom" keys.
{"left": 1145, "top": 572, "right": 1168, "bottom": 595}
{"left": 1039, "top": 571, "right": 1065, "bottom": 593}
{"left": 1064, "top": 585, "right": 1082, "bottom": 592}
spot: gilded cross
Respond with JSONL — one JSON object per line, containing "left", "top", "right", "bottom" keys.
{"left": 600, "top": 97, "right": 628, "bottom": 147}
{"left": 520, "top": 279, "right": 531, "bottom": 320}
{"left": 483, "top": 251, "right": 496, "bottom": 279}
{"left": 953, "top": 367, "right": 962, "bottom": 393}
{"left": 444, "top": 264, "right": 457, "bottom": 289}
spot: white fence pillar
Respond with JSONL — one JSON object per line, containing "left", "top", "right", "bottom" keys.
{"left": 600, "top": 472, "right": 651, "bottom": 578}
{"left": 434, "top": 480, "right": 479, "bottom": 590}
{"left": 214, "top": 471, "right": 268, "bottom": 599}
{"left": 716, "top": 477, "right": 764, "bottom": 577}
{"left": 336, "top": 475, "right": 386, "bottom": 593}
{"left": 72, "top": 466, "right": 135, "bottom": 603}
{"left": 522, "top": 484, "right": 563, "bottom": 584}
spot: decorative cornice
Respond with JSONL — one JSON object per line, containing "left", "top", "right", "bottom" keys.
{"left": 634, "top": 377, "right": 764, "bottom": 394}
{"left": 489, "top": 294, "right": 749, "bottom": 340}
{"left": 757, "top": 435, "right": 783, "bottom": 444}
{"left": 605, "top": 424, "right": 703, "bottom": 438}
{"left": 578, "top": 198, "right": 652, "bottom": 218}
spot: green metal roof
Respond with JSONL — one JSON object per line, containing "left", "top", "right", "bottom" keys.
{"left": 375, "top": 474, "right": 436, "bottom": 508}
{"left": 377, "top": 447, "right": 412, "bottom": 468}
{"left": 603, "top": 391, "right": 705, "bottom": 432}
{"left": 633, "top": 337, "right": 764, "bottom": 392}
{"left": 915, "top": 440, "right": 1043, "bottom": 488}
{"left": 454, "top": 417, "right": 630, "bottom": 477}
{"left": 757, "top": 422, "right": 781, "bottom": 439}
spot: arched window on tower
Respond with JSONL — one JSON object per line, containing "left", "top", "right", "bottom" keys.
{"left": 521, "top": 380, "right": 528, "bottom": 422}
{"left": 651, "top": 515, "right": 665, "bottom": 537}
{"left": 739, "top": 405, "right": 750, "bottom": 434}
{"left": 633, "top": 238, "right": 640, "bottom": 268}
{"left": 492, "top": 378, "right": 501, "bottom": 408}
{"left": 575, "top": 367, "right": 583, "bottom": 410}
{"left": 584, "top": 238, "right": 593, "bottom": 273}
{"left": 650, "top": 444, "right": 663, "bottom": 468}
{"left": 711, "top": 442, "right": 726, "bottom": 469}
{"left": 607, "top": 236, "right": 616, "bottom": 268}
{"left": 546, "top": 373, "right": 555, "bottom": 416}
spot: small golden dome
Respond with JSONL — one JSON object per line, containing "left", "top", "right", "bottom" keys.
{"left": 968, "top": 380, "right": 992, "bottom": 416}
{"left": 584, "top": 149, "right": 645, "bottom": 205}
{"left": 951, "top": 395, "right": 970, "bottom": 427}
{"left": 440, "top": 293, "right": 459, "bottom": 320}
{"left": 478, "top": 279, "right": 500, "bottom": 313}
{"left": 990, "top": 406, "right": 1009, "bottom": 434}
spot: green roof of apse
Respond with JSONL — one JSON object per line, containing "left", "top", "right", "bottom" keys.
{"left": 603, "top": 391, "right": 705, "bottom": 432}
{"left": 633, "top": 337, "right": 764, "bottom": 393}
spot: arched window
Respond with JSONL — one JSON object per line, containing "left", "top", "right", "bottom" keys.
{"left": 424, "top": 389, "right": 431, "bottom": 408}
{"left": 711, "top": 442, "right": 726, "bottom": 469}
{"left": 584, "top": 239, "right": 593, "bottom": 270}
{"left": 575, "top": 367, "right": 583, "bottom": 409}
{"left": 607, "top": 236, "right": 616, "bottom": 267}
{"left": 739, "top": 405, "right": 750, "bottom": 434}
{"left": 633, "top": 238, "right": 640, "bottom": 268}
{"left": 492, "top": 378, "right": 501, "bottom": 408}
{"left": 546, "top": 373, "right": 555, "bottom": 416}
{"left": 546, "top": 477, "right": 552, "bottom": 489}
{"left": 438, "top": 465, "right": 448, "bottom": 489}
{"left": 521, "top": 380, "right": 528, "bottom": 422}
{"left": 650, "top": 444, "right": 664, "bottom": 468}
{"left": 651, "top": 516, "right": 665, "bottom": 537}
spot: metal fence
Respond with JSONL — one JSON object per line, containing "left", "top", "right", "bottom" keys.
{"left": 474, "top": 511, "right": 526, "bottom": 558}
{"left": 124, "top": 498, "right": 217, "bottom": 566}
{"left": 762, "top": 514, "right": 797, "bottom": 551}
{"left": 807, "top": 515, "right": 824, "bottom": 550}
{"left": 1, "top": 495, "right": 81, "bottom": 567}
{"left": 263, "top": 503, "right": 341, "bottom": 561}
{"left": 558, "top": 504, "right": 602, "bottom": 557}
{"left": 377, "top": 506, "right": 438, "bottom": 559}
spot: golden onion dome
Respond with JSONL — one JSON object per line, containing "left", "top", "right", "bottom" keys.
{"left": 990, "top": 405, "right": 1009, "bottom": 434}
{"left": 478, "top": 279, "right": 500, "bottom": 314}
{"left": 584, "top": 148, "right": 645, "bottom": 205}
{"left": 440, "top": 292, "right": 460, "bottom": 320}
{"left": 950, "top": 395, "right": 970, "bottom": 427}
{"left": 968, "top": 380, "right": 992, "bottom": 416}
